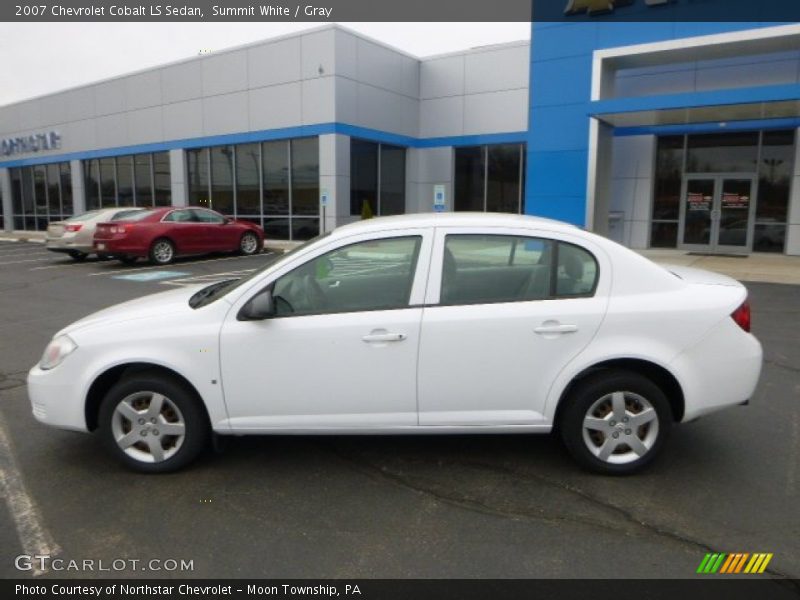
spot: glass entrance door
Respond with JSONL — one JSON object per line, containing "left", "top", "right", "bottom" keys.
{"left": 679, "top": 175, "right": 756, "bottom": 253}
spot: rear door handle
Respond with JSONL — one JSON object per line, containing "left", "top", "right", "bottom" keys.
{"left": 362, "top": 331, "right": 407, "bottom": 343}
{"left": 534, "top": 323, "right": 578, "bottom": 335}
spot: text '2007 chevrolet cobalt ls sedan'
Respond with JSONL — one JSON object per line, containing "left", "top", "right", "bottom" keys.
{"left": 28, "top": 213, "right": 762, "bottom": 474}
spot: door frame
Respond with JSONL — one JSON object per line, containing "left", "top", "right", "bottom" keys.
{"left": 677, "top": 172, "right": 758, "bottom": 254}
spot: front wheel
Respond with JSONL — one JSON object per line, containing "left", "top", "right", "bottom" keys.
{"left": 239, "top": 232, "right": 259, "bottom": 255}
{"left": 98, "top": 372, "right": 209, "bottom": 473}
{"left": 559, "top": 370, "right": 672, "bottom": 475}
{"left": 149, "top": 238, "right": 175, "bottom": 265}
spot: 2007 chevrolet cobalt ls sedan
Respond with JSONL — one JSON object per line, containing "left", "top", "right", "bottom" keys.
{"left": 28, "top": 213, "right": 762, "bottom": 474}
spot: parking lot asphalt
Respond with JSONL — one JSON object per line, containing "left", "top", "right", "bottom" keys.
{"left": 0, "top": 240, "right": 798, "bottom": 583}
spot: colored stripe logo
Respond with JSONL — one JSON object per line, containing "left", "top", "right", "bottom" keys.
{"left": 697, "top": 553, "right": 773, "bottom": 574}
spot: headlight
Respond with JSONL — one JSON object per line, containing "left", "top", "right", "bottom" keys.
{"left": 39, "top": 335, "right": 78, "bottom": 370}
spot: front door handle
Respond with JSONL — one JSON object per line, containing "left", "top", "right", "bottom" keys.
{"left": 362, "top": 331, "right": 407, "bottom": 343}
{"left": 534, "top": 323, "right": 578, "bottom": 335}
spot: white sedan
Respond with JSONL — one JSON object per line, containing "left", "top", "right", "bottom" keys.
{"left": 28, "top": 213, "right": 762, "bottom": 474}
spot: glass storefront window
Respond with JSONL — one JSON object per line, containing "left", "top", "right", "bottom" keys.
{"left": 350, "top": 139, "right": 378, "bottom": 216}
{"left": 99, "top": 157, "right": 116, "bottom": 207}
{"left": 291, "top": 138, "right": 319, "bottom": 218}
{"left": 653, "top": 130, "right": 795, "bottom": 253}
{"left": 455, "top": 144, "right": 525, "bottom": 213}
{"left": 262, "top": 141, "right": 290, "bottom": 216}
{"left": 60, "top": 163, "right": 73, "bottom": 215}
{"left": 135, "top": 154, "right": 153, "bottom": 206}
{"left": 236, "top": 144, "right": 261, "bottom": 216}
{"left": 187, "top": 148, "right": 210, "bottom": 207}
{"left": 84, "top": 160, "right": 100, "bottom": 210}
{"left": 454, "top": 146, "right": 485, "bottom": 212}
{"left": 8, "top": 162, "right": 73, "bottom": 230}
{"left": 46, "top": 164, "right": 61, "bottom": 216}
{"left": 152, "top": 152, "right": 171, "bottom": 206}
{"left": 116, "top": 156, "right": 135, "bottom": 207}
{"left": 486, "top": 144, "right": 522, "bottom": 213}
{"left": 210, "top": 145, "right": 234, "bottom": 215}
{"left": 349, "top": 139, "right": 406, "bottom": 217}
{"left": 757, "top": 130, "right": 794, "bottom": 224}
{"left": 686, "top": 132, "right": 758, "bottom": 173}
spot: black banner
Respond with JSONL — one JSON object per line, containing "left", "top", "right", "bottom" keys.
{"left": 5, "top": 579, "right": 800, "bottom": 600}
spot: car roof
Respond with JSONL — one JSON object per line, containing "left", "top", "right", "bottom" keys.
{"left": 331, "top": 212, "right": 580, "bottom": 238}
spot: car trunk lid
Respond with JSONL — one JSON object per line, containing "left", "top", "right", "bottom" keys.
{"left": 661, "top": 264, "right": 743, "bottom": 287}
{"left": 47, "top": 222, "right": 66, "bottom": 238}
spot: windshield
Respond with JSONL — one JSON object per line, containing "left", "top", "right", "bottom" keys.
{"left": 189, "top": 233, "right": 331, "bottom": 309}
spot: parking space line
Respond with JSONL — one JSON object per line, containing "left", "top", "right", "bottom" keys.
{"left": 0, "top": 257, "right": 55, "bottom": 266}
{"left": 160, "top": 268, "right": 257, "bottom": 287}
{"left": 87, "top": 252, "right": 273, "bottom": 277}
{"left": 0, "top": 415, "right": 60, "bottom": 576}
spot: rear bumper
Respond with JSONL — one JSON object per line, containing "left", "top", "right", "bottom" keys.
{"left": 46, "top": 238, "right": 93, "bottom": 253}
{"left": 93, "top": 239, "right": 147, "bottom": 257}
{"left": 669, "top": 318, "right": 763, "bottom": 422}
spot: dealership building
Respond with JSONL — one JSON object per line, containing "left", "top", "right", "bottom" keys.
{"left": 1, "top": 21, "right": 799, "bottom": 255}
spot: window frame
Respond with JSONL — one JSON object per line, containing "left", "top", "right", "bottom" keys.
{"left": 425, "top": 229, "right": 602, "bottom": 307}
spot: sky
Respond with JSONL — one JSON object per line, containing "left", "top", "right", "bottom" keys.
{"left": 0, "top": 23, "right": 530, "bottom": 106}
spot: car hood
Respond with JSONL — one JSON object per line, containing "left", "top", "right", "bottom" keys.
{"left": 660, "top": 264, "right": 743, "bottom": 287}
{"left": 57, "top": 284, "right": 210, "bottom": 336}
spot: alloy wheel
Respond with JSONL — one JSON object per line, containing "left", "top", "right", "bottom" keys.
{"left": 581, "top": 391, "right": 659, "bottom": 465}
{"left": 240, "top": 233, "right": 258, "bottom": 254}
{"left": 152, "top": 240, "right": 174, "bottom": 264}
{"left": 110, "top": 391, "right": 186, "bottom": 463}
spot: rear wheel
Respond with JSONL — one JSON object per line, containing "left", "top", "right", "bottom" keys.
{"left": 98, "top": 372, "right": 209, "bottom": 473}
{"left": 239, "top": 232, "right": 259, "bottom": 255}
{"left": 68, "top": 250, "right": 88, "bottom": 261}
{"left": 559, "top": 370, "right": 672, "bottom": 475}
{"left": 149, "top": 238, "right": 175, "bottom": 265}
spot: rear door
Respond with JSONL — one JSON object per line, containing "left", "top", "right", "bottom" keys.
{"left": 162, "top": 209, "right": 203, "bottom": 253}
{"left": 417, "top": 227, "right": 610, "bottom": 426}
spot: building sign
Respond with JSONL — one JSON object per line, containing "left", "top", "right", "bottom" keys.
{"left": 564, "top": 0, "right": 670, "bottom": 16}
{"left": 1, "top": 131, "right": 61, "bottom": 157}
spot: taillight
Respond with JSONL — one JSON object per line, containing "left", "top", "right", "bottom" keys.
{"left": 65, "top": 224, "right": 82, "bottom": 232}
{"left": 731, "top": 299, "right": 751, "bottom": 333}
{"left": 110, "top": 224, "right": 131, "bottom": 234}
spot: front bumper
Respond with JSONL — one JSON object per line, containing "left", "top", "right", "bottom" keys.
{"left": 27, "top": 364, "right": 89, "bottom": 432}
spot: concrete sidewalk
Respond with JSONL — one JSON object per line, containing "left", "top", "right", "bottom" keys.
{"left": 638, "top": 249, "right": 800, "bottom": 285}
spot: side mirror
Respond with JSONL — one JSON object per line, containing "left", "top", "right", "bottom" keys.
{"left": 238, "top": 289, "right": 275, "bottom": 321}
{"left": 224, "top": 217, "right": 233, "bottom": 225}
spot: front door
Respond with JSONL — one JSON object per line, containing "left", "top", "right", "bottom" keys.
{"left": 679, "top": 175, "right": 756, "bottom": 253}
{"left": 218, "top": 231, "right": 432, "bottom": 429}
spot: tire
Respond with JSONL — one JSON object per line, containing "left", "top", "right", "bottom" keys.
{"left": 149, "top": 238, "right": 175, "bottom": 265}
{"left": 68, "top": 250, "right": 88, "bottom": 261}
{"left": 98, "top": 371, "right": 210, "bottom": 473}
{"left": 559, "top": 370, "right": 672, "bottom": 475}
{"left": 239, "top": 231, "right": 259, "bottom": 256}
{"left": 118, "top": 256, "right": 138, "bottom": 265}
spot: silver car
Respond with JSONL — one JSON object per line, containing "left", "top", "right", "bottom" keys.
{"left": 46, "top": 207, "right": 144, "bottom": 260}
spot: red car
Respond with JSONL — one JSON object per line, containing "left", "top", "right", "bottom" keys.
{"left": 93, "top": 207, "right": 264, "bottom": 265}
